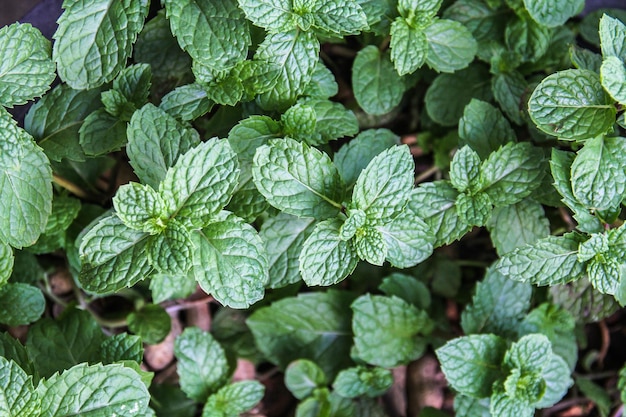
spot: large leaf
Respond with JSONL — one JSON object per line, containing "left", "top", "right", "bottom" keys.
{"left": 487, "top": 199, "right": 550, "bottom": 256}
{"left": 424, "top": 18, "right": 477, "bottom": 73}
{"left": 524, "top": 0, "right": 584, "bottom": 27}
{"left": 0, "top": 357, "right": 40, "bottom": 417}
{"left": 0, "top": 284, "right": 45, "bottom": 327}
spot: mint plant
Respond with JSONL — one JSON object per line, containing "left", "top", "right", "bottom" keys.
{"left": 1, "top": 0, "right": 626, "bottom": 415}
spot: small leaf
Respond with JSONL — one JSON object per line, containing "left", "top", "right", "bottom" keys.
{"left": 0, "top": 242, "right": 14, "bottom": 288}
{"left": 601, "top": 56, "right": 626, "bottom": 105}
{"left": 79, "top": 109, "right": 128, "bottom": 156}
{"left": 113, "top": 182, "right": 167, "bottom": 233}
{"left": 0, "top": 357, "right": 40, "bottom": 417}
{"left": 302, "top": 59, "right": 339, "bottom": 99}
{"left": 492, "top": 71, "right": 527, "bottom": 125}
{"left": 147, "top": 220, "right": 193, "bottom": 275}
{"left": 333, "top": 366, "right": 393, "bottom": 398}
{"left": 228, "top": 116, "right": 282, "bottom": 161}
{"left": 489, "top": 393, "right": 534, "bottom": 417}
{"left": 379, "top": 273, "right": 432, "bottom": 310}
{"left": 524, "top": 0, "right": 584, "bottom": 27}
{"left": 202, "top": 380, "right": 265, "bottom": 417}
{"left": 98, "top": 333, "right": 143, "bottom": 364}
{"left": 455, "top": 192, "right": 492, "bottom": 227}
{"left": 487, "top": 199, "right": 550, "bottom": 256}
{"left": 458, "top": 99, "right": 516, "bottom": 160}
{"left": 127, "top": 304, "right": 172, "bottom": 345}
{"left": 302, "top": 98, "right": 359, "bottom": 145}
{"left": 237, "top": 0, "right": 294, "bottom": 31}
{"left": 159, "top": 84, "right": 214, "bottom": 122}
{"left": 309, "top": 0, "right": 368, "bottom": 36}
{"left": 354, "top": 227, "right": 387, "bottom": 266}
{"left": 285, "top": 360, "right": 327, "bottom": 400}
{"left": 377, "top": 206, "right": 435, "bottom": 268}
{"left": 390, "top": 19, "right": 428, "bottom": 75}
{"left": 0, "top": 283, "right": 45, "bottom": 326}
{"left": 425, "top": 19, "right": 477, "bottom": 73}
{"left": 398, "top": 0, "right": 442, "bottom": 25}
{"left": 450, "top": 146, "right": 482, "bottom": 192}
{"left": 599, "top": 14, "right": 626, "bottom": 61}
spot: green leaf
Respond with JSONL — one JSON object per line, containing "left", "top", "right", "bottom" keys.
{"left": 0, "top": 332, "right": 33, "bottom": 376}
{"left": 127, "top": 304, "right": 172, "bottom": 345}
{"left": 352, "top": 294, "right": 432, "bottom": 368}
{"left": 302, "top": 59, "right": 339, "bottom": 99}
{"left": 523, "top": 0, "right": 583, "bottom": 27}
{"left": 398, "top": 0, "right": 442, "bottom": 25}
{"left": 379, "top": 273, "right": 431, "bottom": 310}
{"left": 225, "top": 167, "right": 269, "bottom": 222}
{"left": 409, "top": 181, "right": 472, "bottom": 247}
{"left": 425, "top": 19, "right": 477, "bottom": 73}
{"left": 164, "top": 0, "right": 249, "bottom": 71}
{"left": 353, "top": 145, "right": 414, "bottom": 223}
{"left": 455, "top": 192, "right": 492, "bottom": 227}
{"left": 352, "top": 45, "right": 405, "bottom": 115}
{"left": 78, "top": 214, "right": 152, "bottom": 295}
{"left": 461, "top": 266, "right": 532, "bottom": 338}
{"left": 37, "top": 363, "right": 150, "bottom": 417}
{"left": 528, "top": 69, "right": 616, "bottom": 141}
{"left": 454, "top": 395, "right": 491, "bottom": 417}
{"left": 570, "top": 135, "right": 626, "bottom": 211}
{"left": 0, "top": 109, "right": 52, "bottom": 249}
{"left": 436, "top": 334, "right": 508, "bottom": 398}
{"left": 150, "top": 272, "right": 197, "bottom": 304}
{"left": 390, "top": 19, "right": 428, "bottom": 75}
{"left": 575, "top": 377, "right": 611, "bottom": 417}
{"left": 228, "top": 116, "right": 282, "bottom": 161}
{"left": 247, "top": 290, "right": 354, "bottom": 379}
{"left": 425, "top": 64, "right": 492, "bottom": 126}
{"left": 113, "top": 182, "right": 167, "bottom": 233}
{"left": 97, "top": 333, "right": 143, "bottom": 364}
{"left": 450, "top": 146, "right": 482, "bottom": 192}
{"left": 0, "top": 23, "right": 55, "bottom": 108}
{"left": 78, "top": 109, "right": 128, "bottom": 156}
{"left": 282, "top": 103, "right": 317, "bottom": 141}
{"left": 492, "top": 71, "right": 527, "bottom": 125}
{"left": 495, "top": 233, "right": 585, "bottom": 286}
{"left": 26, "top": 309, "right": 106, "bottom": 378}
{"left": 458, "top": 99, "right": 516, "bottom": 160}
{"left": 256, "top": 30, "right": 319, "bottom": 110}
{"left": 53, "top": 0, "right": 149, "bottom": 89}
{"left": 487, "top": 199, "right": 550, "bottom": 256}
{"left": 489, "top": 393, "right": 534, "bottom": 417}
{"left": 149, "top": 384, "right": 196, "bottom": 417}
{"left": 236, "top": 0, "right": 294, "bottom": 31}
{"left": 112, "top": 63, "right": 151, "bottom": 108}
{"left": 301, "top": 98, "right": 359, "bottom": 145}
{"left": 570, "top": 45, "right": 602, "bottom": 72}
{"left": 159, "top": 84, "right": 214, "bottom": 122}
{"left": 253, "top": 138, "right": 344, "bottom": 219}
{"left": 191, "top": 213, "right": 269, "bottom": 308}
{"left": 260, "top": 213, "right": 316, "bottom": 289}
{"left": 285, "top": 360, "right": 327, "bottom": 400}
{"left": 354, "top": 227, "right": 387, "bottom": 266}
{"left": 504, "top": 16, "right": 551, "bottom": 63}
{"left": 174, "top": 327, "right": 231, "bottom": 402}
{"left": 0, "top": 242, "right": 14, "bottom": 288}
{"left": 550, "top": 277, "right": 619, "bottom": 323}
{"left": 480, "top": 142, "right": 546, "bottom": 207}
{"left": 308, "top": 0, "right": 368, "bottom": 36}
{"left": 147, "top": 220, "right": 193, "bottom": 275}
{"left": 333, "top": 366, "right": 393, "bottom": 399}
{"left": 601, "top": 56, "right": 626, "bottom": 105}
{"left": 299, "top": 218, "right": 359, "bottom": 286}
{"left": 160, "top": 138, "right": 239, "bottom": 227}
{"left": 599, "top": 14, "right": 626, "bottom": 61}
{"left": 0, "top": 283, "right": 45, "bottom": 326}
{"left": 0, "top": 357, "right": 40, "bottom": 417}
{"left": 202, "top": 380, "right": 265, "bottom": 417}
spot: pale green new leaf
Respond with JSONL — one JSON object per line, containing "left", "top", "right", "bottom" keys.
{"left": 458, "top": 99, "right": 516, "bottom": 159}
{"left": 487, "top": 199, "right": 550, "bottom": 256}
{"left": 599, "top": 14, "right": 626, "bottom": 61}
{"left": 309, "top": 0, "right": 368, "bottom": 36}
{"left": 78, "top": 109, "right": 127, "bottom": 156}
{"left": 425, "top": 19, "right": 477, "bottom": 73}
{"left": 164, "top": 0, "right": 249, "bottom": 71}
{"left": 127, "top": 104, "right": 200, "bottom": 189}
{"left": 252, "top": 138, "right": 344, "bottom": 219}
{"left": 528, "top": 69, "right": 616, "bottom": 141}
{"left": 390, "top": 19, "right": 428, "bottom": 75}
{"left": 353, "top": 145, "right": 414, "bottom": 223}
{"left": 352, "top": 46, "right": 405, "bottom": 115}
{"left": 377, "top": 206, "right": 435, "bottom": 268}
{"left": 505, "top": 334, "right": 551, "bottom": 372}
{"left": 78, "top": 215, "right": 152, "bottom": 295}
{"left": 571, "top": 135, "right": 626, "bottom": 211}
{"left": 0, "top": 283, "right": 45, "bottom": 326}
{"left": 524, "top": 0, "right": 584, "bottom": 27}
{"left": 299, "top": 218, "right": 359, "bottom": 286}
{"left": 455, "top": 192, "right": 492, "bottom": 227}
{"left": 436, "top": 334, "right": 507, "bottom": 398}
{"left": 159, "top": 84, "right": 214, "bottom": 122}
{"left": 489, "top": 393, "right": 534, "bottom": 417}
{"left": 202, "top": 381, "right": 265, "bottom": 417}
{"left": 0, "top": 357, "right": 40, "bottom": 417}
{"left": 586, "top": 260, "right": 621, "bottom": 295}
{"left": 398, "top": 0, "right": 442, "bottom": 25}
{"left": 53, "top": 0, "right": 149, "bottom": 89}
{"left": 450, "top": 146, "right": 482, "bottom": 192}
{"left": 495, "top": 233, "right": 585, "bottom": 286}
{"left": 236, "top": 0, "right": 294, "bottom": 31}
{"left": 192, "top": 213, "right": 268, "bottom": 308}
{"left": 333, "top": 366, "right": 393, "bottom": 398}
{"left": 535, "top": 353, "right": 573, "bottom": 408}
{"left": 37, "top": 363, "right": 150, "bottom": 417}
{"left": 352, "top": 294, "right": 432, "bottom": 368}
{"left": 147, "top": 220, "right": 193, "bottom": 275}
{"left": 0, "top": 108, "right": 53, "bottom": 249}
{"left": 0, "top": 242, "right": 13, "bottom": 288}
{"left": 282, "top": 103, "right": 317, "bottom": 141}
{"left": 127, "top": 304, "right": 172, "bottom": 345}
{"left": 601, "top": 56, "right": 626, "bottom": 105}
{"left": 285, "top": 360, "right": 327, "bottom": 400}
{"left": 0, "top": 23, "right": 55, "bottom": 108}
{"left": 161, "top": 138, "right": 239, "bottom": 226}
{"left": 113, "top": 182, "right": 167, "bottom": 233}
{"left": 260, "top": 213, "right": 316, "bottom": 289}
{"left": 354, "top": 227, "right": 387, "bottom": 266}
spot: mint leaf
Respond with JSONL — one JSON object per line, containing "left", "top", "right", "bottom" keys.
{"left": 398, "top": 0, "right": 442, "bottom": 25}
{"left": 599, "top": 14, "right": 626, "bottom": 61}
{"left": 495, "top": 233, "right": 585, "bottom": 286}
{"left": 390, "top": 20, "right": 428, "bottom": 76}
{"left": 0, "top": 357, "right": 40, "bottom": 417}
{"left": 0, "top": 108, "right": 53, "bottom": 249}
{"left": 37, "top": 363, "right": 150, "bottom": 417}
{"left": 113, "top": 182, "right": 167, "bottom": 233}
{"left": 487, "top": 199, "right": 550, "bottom": 256}
{"left": 523, "top": 0, "right": 584, "bottom": 27}
{"left": 455, "top": 192, "right": 492, "bottom": 227}
{"left": 174, "top": 327, "right": 231, "bottom": 402}
{"left": 504, "top": 16, "right": 550, "bottom": 63}
{"left": 161, "top": 138, "right": 239, "bottom": 227}
{"left": 282, "top": 103, "right": 317, "bottom": 141}
{"left": 253, "top": 138, "right": 344, "bottom": 219}
{"left": 354, "top": 227, "right": 387, "bottom": 265}
{"left": 536, "top": 355, "right": 573, "bottom": 408}
{"left": 226, "top": 167, "right": 269, "bottom": 222}
{"left": 436, "top": 334, "right": 508, "bottom": 398}
{"left": 159, "top": 84, "right": 214, "bottom": 122}
{"left": 98, "top": 333, "right": 143, "bottom": 364}
{"left": 492, "top": 71, "right": 527, "bottom": 125}
{"left": 450, "top": 146, "right": 482, "bottom": 193}
{"left": 600, "top": 56, "right": 626, "bottom": 105}
{"left": 147, "top": 220, "right": 193, "bottom": 275}
{"left": 301, "top": 98, "right": 359, "bottom": 145}
{"left": 150, "top": 272, "right": 197, "bottom": 304}
{"left": 0, "top": 283, "right": 45, "bottom": 326}
{"left": 489, "top": 393, "right": 534, "bottom": 417}
{"left": 1, "top": 331, "right": 35, "bottom": 376}
{"left": 202, "top": 380, "right": 265, "bottom": 417}
{"left": 53, "top": 0, "right": 149, "bottom": 89}
{"left": 228, "top": 116, "right": 282, "bottom": 161}
{"left": 528, "top": 69, "right": 616, "bottom": 141}
{"left": 191, "top": 213, "right": 268, "bottom": 308}
{"left": 78, "top": 215, "right": 152, "bottom": 295}
{"left": 0, "top": 242, "right": 14, "bottom": 288}
{"left": 164, "top": 0, "right": 249, "bottom": 71}
{"left": 236, "top": 0, "right": 294, "bottom": 31}
{"left": 550, "top": 277, "right": 619, "bottom": 323}
{"left": 0, "top": 23, "right": 55, "bottom": 108}
{"left": 247, "top": 291, "right": 354, "bottom": 379}
{"left": 333, "top": 366, "right": 393, "bottom": 399}
{"left": 425, "top": 19, "right": 477, "bottom": 73}
{"left": 78, "top": 109, "right": 128, "bottom": 156}
{"left": 299, "top": 218, "right": 359, "bottom": 286}
{"left": 308, "top": 0, "right": 368, "bottom": 36}
{"left": 285, "top": 360, "right": 327, "bottom": 400}
{"left": 458, "top": 99, "right": 516, "bottom": 159}
{"left": 260, "top": 213, "right": 316, "bottom": 289}
{"left": 352, "top": 46, "right": 405, "bottom": 115}
{"left": 302, "top": 59, "right": 339, "bottom": 99}
{"left": 454, "top": 395, "right": 491, "bottom": 417}
{"left": 570, "top": 135, "right": 626, "bottom": 211}
{"left": 352, "top": 294, "right": 432, "bottom": 368}
{"left": 379, "top": 273, "right": 431, "bottom": 309}
{"left": 461, "top": 266, "right": 532, "bottom": 337}
{"left": 127, "top": 304, "right": 171, "bottom": 345}
{"left": 570, "top": 45, "right": 602, "bottom": 72}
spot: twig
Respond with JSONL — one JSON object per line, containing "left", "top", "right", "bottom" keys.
{"left": 415, "top": 166, "right": 439, "bottom": 184}
{"left": 611, "top": 404, "right": 624, "bottom": 417}
{"left": 598, "top": 320, "right": 610, "bottom": 367}
{"left": 543, "top": 397, "right": 590, "bottom": 416}
{"left": 53, "top": 174, "right": 89, "bottom": 199}
{"left": 165, "top": 296, "right": 214, "bottom": 313}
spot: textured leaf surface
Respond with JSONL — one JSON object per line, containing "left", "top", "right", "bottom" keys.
{"left": 378, "top": 206, "right": 435, "bottom": 268}
{"left": 599, "top": 14, "right": 626, "bottom": 61}
{"left": 425, "top": 19, "right": 477, "bottom": 73}
{"left": 174, "top": 327, "right": 231, "bottom": 402}
{"left": 0, "top": 357, "right": 40, "bottom": 417}
{"left": 147, "top": 220, "right": 192, "bottom": 275}
{"left": 601, "top": 56, "right": 626, "bottom": 105}
{"left": 458, "top": 99, "right": 516, "bottom": 159}
{"left": 127, "top": 304, "right": 171, "bottom": 345}
{"left": 285, "top": 360, "right": 327, "bottom": 400}
{"left": 0, "top": 242, "right": 14, "bottom": 288}
{"left": 302, "top": 98, "right": 359, "bottom": 145}
{"left": 228, "top": 116, "right": 282, "bottom": 161}
{"left": 0, "top": 283, "right": 44, "bottom": 327}
{"left": 436, "top": 334, "right": 507, "bottom": 398}
{"left": 390, "top": 20, "right": 427, "bottom": 75}
{"left": 0, "top": 23, "right": 55, "bottom": 108}
{"left": 333, "top": 366, "right": 393, "bottom": 399}
{"left": 0, "top": 109, "right": 52, "bottom": 248}
{"left": 236, "top": 0, "right": 293, "bottom": 31}
{"left": 113, "top": 182, "right": 167, "bottom": 232}
{"left": 202, "top": 381, "right": 265, "bottom": 417}
{"left": 352, "top": 46, "right": 405, "bottom": 115}
{"left": 309, "top": 0, "right": 368, "bottom": 36}
{"left": 450, "top": 146, "right": 482, "bottom": 193}
{"left": 487, "top": 199, "right": 550, "bottom": 255}
{"left": 159, "top": 84, "right": 213, "bottom": 121}
{"left": 528, "top": 69, "right": 616, "bottom": 141}
{"left": 352, "top": 294, "right": 432, "bottom": 368}
{"left": 504, "top": 16, "right": 551, "bottom": 63}
{"left": 38, "top": 363, "right": 150, "bottom": 417}
{"left": 524, "top": 0, "right": 583, "bottom": 27}
{"left": 78, "top": 109, "right": 128, "bottom": 156}
{"left": 53, "top": 0, "right": 149, "bottom": 89}
{"left": 97, "top": 333, "right": 143, "bottom": 365}
{"left": 192, "top": 213, "right": 268, "bottom": 308}
{"left": 550, "top": 277, "right": 618, "bottom": 323}
{"left": 253, "top": 138, "right": 344, "bottom": 219}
